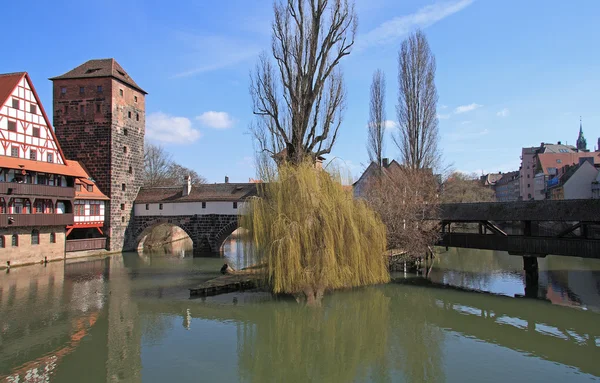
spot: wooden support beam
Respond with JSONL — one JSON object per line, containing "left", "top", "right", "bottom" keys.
{"left": 481, "top": 220, "right": 508, "bottom": 236}
{"left": 555, "top": 222, "right": 581, "bottom": 238}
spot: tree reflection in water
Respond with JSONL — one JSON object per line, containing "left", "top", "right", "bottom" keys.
{"left": 236, "top": 286, "right": 445, "bottom": 383}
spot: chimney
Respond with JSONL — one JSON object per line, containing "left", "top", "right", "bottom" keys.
{"left": 225, "top": 176, "right": 229, "bottom": 183}
{"left": 183, "top": 175, "right": 192, "bottom": 196}
{"left": 382, "top": 158, "right": 389, "bottom": 168}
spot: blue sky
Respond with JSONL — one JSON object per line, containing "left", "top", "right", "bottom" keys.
{"left": 3, "top": 0, "right": 599, "bottom": 182}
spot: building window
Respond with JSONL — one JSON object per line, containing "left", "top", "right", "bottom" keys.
{"left": 32, "top": 127, "right": 40, "bottom": 137}
{"left": 87, "top": 185, "right": 93, "bottom": 192}
{"left": 123, "top": 146, "right": 127, "bottom": 154}
{"left": 11, "top": 234, "right": 18, "bottom": 247}
{"left": 233, "top": 202, "right": 238, "bottom": 209}
{"left": 31, "top": 230, "right": 39, "bottom": 245}
{"left": 121, "top": 216, "right": 125, "bottom": 223}
{"left": 159, "top": 203, "right": 163, "bottom": 210}
{"left": 30, "top": 104, "right": 37, "bottom": 114}
{"left": 76, "top": 184, "right": 82, "bottom": 191}
{"left": 120, "top": 203, "right": 125, "bottom": 210}
{"left": 136, "top": 113, "right": 139, "bottom": 121}
{"left": 527, "top": 184, "right": 530, "bottom": 188}
{"left": 145, "top": 204, "right": 149, "bottom": 210}
{"left": 90, "top": 204, "right": 100, "bottom": 216}
{"left": 122, "top": 183, "right": 126, "bottom": 191}
{"left": 47, "top": 153, "right": 54, "bottom": 163}
{"left": 202, "top": 202, "right": 206, "bottom": 209}
{"left": 128, "top": 111, "right": 132, "bottom": 118}
{"left": 96, "top": 104, "right": 101, "bottom": 113}
{"left": 527, "top": 174, "right": 530, "bottom": 178}
{"left": 50, "top": 232, "right": 56, "bottom": 243}
{"left": 134, "top": 96, "right": 138, "bottom": 103}
{"left": 79, "top": 105, "right": 85, "bottom": 115}
{"left": 11, "top": 146, "right": 19, "bottom": 157}
{"left": 12, "top": 98, "right": 19, "bottom": 109}
{"left": 7, "top": 121, "right": 16, "bottom": 132}
{"left": 97, "top": 85, "right": 103, "bottom": 93}
{"left": 79, "top": 86, "right": 85, "bottom": 94}
{"left": 0, "top": 236, "right": 4, "bottom": 248}
{"left": 29, "top": 150, "right": 37, "bottom": 160}
{"left": 75, "top": 203, "right": 85, "bottom": 216}
{"left": 119, "top": 89, "right": 124, "bottom": 97}
{"left": 123, "top": 128, "right": 128, "bottom": 136}
{"left": 61, "top": 87, "right": 67, "bottom": 95}
{"left": 128, "top": 166, "right": 133, "bottom": 174}
{"left": 63, "top": 105, "right": 68, "bottom": 113}
{"left": 557, "top": 159, "right": 562, "bottom": 164}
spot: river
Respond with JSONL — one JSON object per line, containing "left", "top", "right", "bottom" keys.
{"left": 1, "top": 239, "right": 599, "bottom": 382}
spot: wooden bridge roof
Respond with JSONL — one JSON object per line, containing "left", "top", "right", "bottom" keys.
{"left": 135, "top": 183, "right": 257, "bottom": 204}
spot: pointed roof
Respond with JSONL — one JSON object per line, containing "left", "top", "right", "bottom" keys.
{"left": 577, "top": 117, "right": 587, "bottom": 151}
{"left": 0, "top": 72, "right": 26, "bottom": 110}
{"left": 49, "top": 59, "right": 147, "bottom": 94}
{"left": 0, "top": 72, "right": 69, "bottom": 164}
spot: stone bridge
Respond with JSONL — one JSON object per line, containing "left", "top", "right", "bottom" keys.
{"left": 128, "top": 214, "right": 240, "bottom": 254}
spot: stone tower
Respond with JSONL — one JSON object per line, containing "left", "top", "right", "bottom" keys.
{"left": 50, "top": 59, "right": 146, "bottom": 251}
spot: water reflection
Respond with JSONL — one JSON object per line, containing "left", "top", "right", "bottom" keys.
{"left": 0, "top": 247, "right": 599, "bottom": 382}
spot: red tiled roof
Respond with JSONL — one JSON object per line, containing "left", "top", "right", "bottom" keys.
{"left": 135, "top": 183, "right": 257, "bottom": 204}
{"left": 71, "top": 162, "right": 109, "bottom": 200}
{"left": 537, "top": 152, "right": 600, "bottom": 175}
{"left": 0, "top": 72, "right": 25, "bottom": 110}
{"left": 50, "top": 59, "right": 147, "bottom": 94}
{"left": 0, "top": 156, "right": 88, "bottom": 177}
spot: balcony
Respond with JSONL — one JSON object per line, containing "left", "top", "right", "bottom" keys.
{"left": 66, "top": 238, "right": 107, "bottom": 252}
{"left": 0, "top": 182, "right": 75, "bottom": 199}
{"left": 0, "top": 213, "right": 74, "bottom": 228}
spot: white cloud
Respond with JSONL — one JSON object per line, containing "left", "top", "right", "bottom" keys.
{"left": 454, "top": 103, "right": 483, "bottom": 114}
{"left": 437, "top": 113, "right": 451, "bottom": 120}
{"left": 171, "top": 33, "right": 261, "bottom": 78}
{"left": 366, "top": 120, "right": 398, "bottom": 130}
{"left": 496, "top": 108, "right": 510, "bottom": 117}
{"left": 461, "top": 120, "right": 472, "bottom": 125}
{"left": 146, "top": 112, "right": 201, "bottom": 144}
{"left": 196, "top": 111, "right": 236, "bottom": 129}
{"left": 356, "top": 0, "right": 474, "bottom": 50}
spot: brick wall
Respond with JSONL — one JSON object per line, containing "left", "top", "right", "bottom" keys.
{"left": 0, "top": 227, "right": 66, "bottom": 267}
{"left": 53, "top": 77, "right": 145, "bottom": 252}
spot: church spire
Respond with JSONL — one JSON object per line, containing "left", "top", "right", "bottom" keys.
{"left": 577, "top": 116, "right": 588, "bottom": 151}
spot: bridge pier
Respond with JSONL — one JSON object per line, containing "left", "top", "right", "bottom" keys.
{"left": 523, "top": 256, "right": 539, "bottom": 298}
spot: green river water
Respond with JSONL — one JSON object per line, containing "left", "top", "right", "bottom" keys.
{"left": 1, "top": 238, "right": 599, "bottom": 382}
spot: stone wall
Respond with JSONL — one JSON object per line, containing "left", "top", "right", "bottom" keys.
{"left": 129, "top": 214, "right": 238, "bottom": 253}
{"left": 0, "top": 226, "right": 66, "bottom": 268}
{"left": 52, "top": 77, "right": 145, "bottom": 253}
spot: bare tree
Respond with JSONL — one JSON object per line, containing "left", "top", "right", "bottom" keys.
{"left": 143, "top": 141, "right": 207, "bottom": 187}
{"left": 250, "top": 0, "right": 358, "bottom": 166}
{"left": 144, "top": 141, "right": 172, "bottom": 187}
{"left": 441, "top": 172, "right": 496, "bottom": 203}
{"left": 367, "top": 69, "right": 386, "bottom": 168}
{"left": 395, "top": 29, "right": 440, "bottom": 170}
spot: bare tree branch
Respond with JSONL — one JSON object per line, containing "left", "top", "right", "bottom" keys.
{"left": 367, "top": 69, "right": 386, "bottom": 168}
{"left": 394, "top": 29, "right": 441, "bottom": 171}
{"left": 250, "top": 0, "right": 357, "bottom": 166}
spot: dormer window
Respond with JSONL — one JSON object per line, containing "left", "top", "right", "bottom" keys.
{"left": 87, "top": 185, "right": 93, "bottom": 192}
{"left": 76, "top": 184, "right": 81, "bottom": 191}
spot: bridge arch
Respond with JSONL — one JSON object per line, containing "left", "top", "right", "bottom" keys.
{"left": 133, "top": 219, "right": 195, "bottom": 252}
{"left": 214, "top": 220, "right": 240, "bottom": 252}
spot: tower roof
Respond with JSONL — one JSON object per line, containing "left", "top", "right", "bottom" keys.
{"left": 49, "top": 58, "right": 147, "bottom": 94}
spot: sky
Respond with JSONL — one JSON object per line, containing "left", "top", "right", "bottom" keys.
{"left": 2, "top": 0, "right": 600, "bottom": 183}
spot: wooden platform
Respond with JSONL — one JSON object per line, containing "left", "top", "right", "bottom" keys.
{"left": 189, "top": 273, "right": 261, "bottom": 297}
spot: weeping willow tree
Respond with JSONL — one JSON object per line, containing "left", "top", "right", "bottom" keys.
{"left": 241, "top": 161, "right": 389, "bottom": 304}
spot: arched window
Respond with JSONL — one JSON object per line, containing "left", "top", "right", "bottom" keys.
{"left": 11, "top": 234, "right": 18, "bottom": 247}
{"left": 31, "top": 230, "right": 39, "bottom": 245}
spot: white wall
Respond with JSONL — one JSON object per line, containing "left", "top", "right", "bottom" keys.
{"left": 134, "top": 201, "right": 246, "bottom": 216}
{"left": 563, "top": 162, "right": 599, "bottom": 200}
{"left": 74, "top": 200, "right": 105, "bottom": 223}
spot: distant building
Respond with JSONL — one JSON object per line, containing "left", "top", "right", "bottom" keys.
{"left": 480, "top": 173, "right": 503, "bottom": 188}
{"left": 494, "top": 171, "right": 520, "bottom": 202}
{"left": 547, "top": 158, "right": 599, "bottom": 200}
{"left": 576, "top": 118, "right": 588, "bottom": 152}
{"left": 533, "top": 152, "right": 600, "bottom": 200}
{"left": 352, "top": 158, "right": 402, "bottom": 198}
